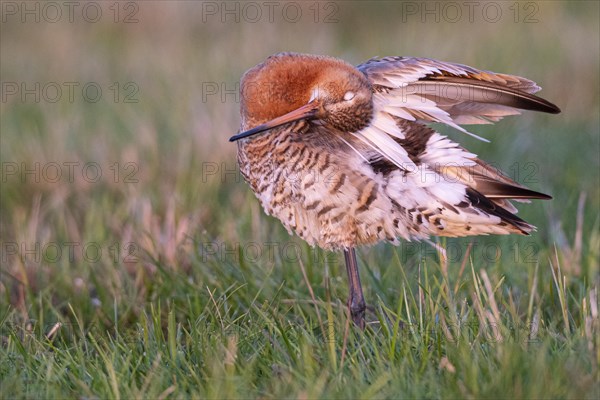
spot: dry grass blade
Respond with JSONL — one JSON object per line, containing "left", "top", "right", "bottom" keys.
{"left": 295, "top": 247, "right": 325, "bottom": 338}
{"left": 549, "top": 249, "right": 571, "bottom": 334}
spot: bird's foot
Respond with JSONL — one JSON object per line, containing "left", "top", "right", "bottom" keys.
{"left": 350, "top": 303, "right": 405, "bottom": 331}
{"left": 348, "top": 297, "right": 366, "bottom": 329}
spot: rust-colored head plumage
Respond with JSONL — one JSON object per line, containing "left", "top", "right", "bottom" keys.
{"left": 231, "top": 52, "right": 374, "bottom": 141}
{"left": 231, "top": 52, "right": 560, "bottom": 328}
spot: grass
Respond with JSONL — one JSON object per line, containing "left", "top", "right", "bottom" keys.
{"left": 1, "top": 1, "right": 599, "bottom": 398}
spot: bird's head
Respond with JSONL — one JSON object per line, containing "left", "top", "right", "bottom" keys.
{"left": 230, "top": 52, "right": 374, "bottom": 142}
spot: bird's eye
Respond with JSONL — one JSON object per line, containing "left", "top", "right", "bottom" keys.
{"left": 343, "top": 91, "right": 355, "bottom": 101}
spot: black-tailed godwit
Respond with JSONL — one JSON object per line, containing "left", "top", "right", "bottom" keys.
{"left": 230, "top": 53, "right": 560, "bottom": 328}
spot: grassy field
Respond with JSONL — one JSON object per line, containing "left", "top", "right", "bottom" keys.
{"left": 1, "top": 1, "right": 599, "bottom": 398}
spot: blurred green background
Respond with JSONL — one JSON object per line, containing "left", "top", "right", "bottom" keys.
{"left": 1, "top": 1, "right": 597, "bottom": 281}
{"left": 1, "top": 1, "right": 599, "bottom": 398}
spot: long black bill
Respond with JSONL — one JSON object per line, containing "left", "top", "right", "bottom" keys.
{"left": 229, "top": 102, "right": 318, "bottom": 142}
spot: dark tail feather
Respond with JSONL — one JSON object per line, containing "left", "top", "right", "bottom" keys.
{"left": 423, "top": 76, "right": 561, "bottom": 114}
{"left": 465, "top": 188, "right": 534, "bottom": 234}
{"left": 475, "top": 180, "right": 552, "bottom": 200}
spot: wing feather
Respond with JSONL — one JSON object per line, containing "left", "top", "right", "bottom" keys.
{"left": 357, "top": 57, "right": 560, "bottom": 134}
{"left": 345, "top": 57, "right": 559, "bottom": 237}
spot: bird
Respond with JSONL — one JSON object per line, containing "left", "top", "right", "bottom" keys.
{"left": 230, "top": 52, "right": 560, "bottom": 328}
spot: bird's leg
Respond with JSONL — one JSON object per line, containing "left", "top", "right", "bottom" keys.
{"left": 344, "top": 248, "right": 366, "bottom": 329}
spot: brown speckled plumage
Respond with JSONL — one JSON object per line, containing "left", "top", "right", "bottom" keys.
{"left": 230, "top": 52, "right": 560, "bottom": 327}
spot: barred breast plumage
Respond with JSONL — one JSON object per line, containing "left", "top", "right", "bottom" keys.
{"left": 230, "top": 52, "right": 560, "bottom": 327}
